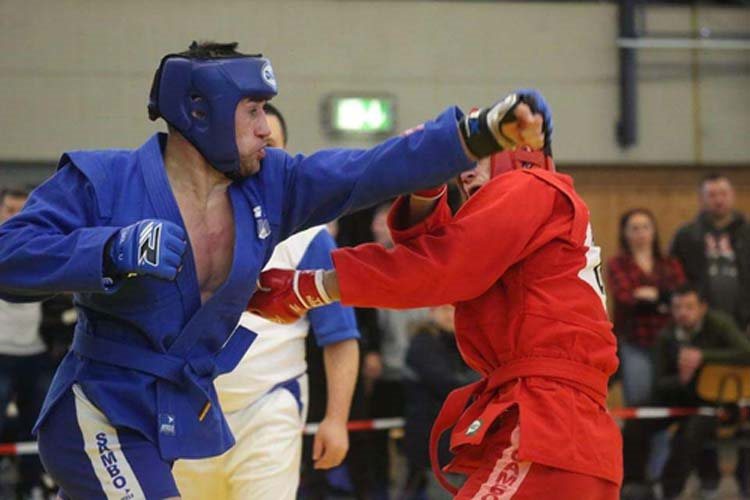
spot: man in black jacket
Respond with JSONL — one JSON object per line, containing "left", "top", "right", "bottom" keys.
{"left": 671, "top": 173, "right": 750, "bottom": 331}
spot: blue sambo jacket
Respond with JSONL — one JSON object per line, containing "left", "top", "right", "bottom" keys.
{"left": 0, "top": 107, "right": 472, "bottom": 461}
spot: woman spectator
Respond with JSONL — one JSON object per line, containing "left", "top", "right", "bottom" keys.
{"left": 607, "top": 208, "right": 686, "bottom": 406}
{"left": 611, "top": 210, "right": 686, "bottom": 494}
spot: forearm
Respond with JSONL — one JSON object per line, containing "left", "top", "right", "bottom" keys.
{"left": 0, "top": 227, "right": 119, "bottom": 297}
{"left": 0, "top": 165, "right": 119, "bottom": 297}
{"left": 323, "top": 270, "right": 341, "bottom": 302}
{"left": 283, "top": 108, "right": 473, "bottom": 236}
{"left": 702, "top": 317, "right": 750, "bottom": 365}
{"left": 322, "top": 338, "right": 359, "bottom": 422}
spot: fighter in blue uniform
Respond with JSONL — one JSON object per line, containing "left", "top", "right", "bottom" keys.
{"left": 0, "top": 41, "right": 551, "bottom": 499}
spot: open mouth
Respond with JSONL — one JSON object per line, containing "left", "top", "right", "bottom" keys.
{"left": 468, "top": 186, "right": 481, "bottom": 196}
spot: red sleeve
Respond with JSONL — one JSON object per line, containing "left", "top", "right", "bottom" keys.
{"left": 605, "top": 256, "right": 637, "bottom": 306}
{"left": 332, "top": 174, "right": 564, "bottom": 309}
{"left": 386, "top": 194, "right": 453, "bottom": 244}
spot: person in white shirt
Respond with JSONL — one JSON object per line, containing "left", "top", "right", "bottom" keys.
{"left": 0, "top": 188, "right": 51, "bottom": 500}
{"left": 173, "top": 104, "right": 360, "bottom": 500}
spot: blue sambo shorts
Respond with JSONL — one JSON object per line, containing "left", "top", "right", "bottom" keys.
{"left": 37, "top": 385, "right": 179, "bottom": 500}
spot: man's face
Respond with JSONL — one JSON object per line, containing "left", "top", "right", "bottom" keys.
{"left": 0, "top": 194, "right": 28, "bottom": 223}
{"left": 265, "top": 114, "right": 286, "bottom": 149}
{"left": 701, "top": 178, "right": 735, "bottom": 220}
{"left": 458, "top": 157, "right": 492, "bottom": 198}
{"left": 671, "top": 292, "right": 708, "bottom": 331}
{"left": 234, "top": 98, "right": 271, "bottom": 177}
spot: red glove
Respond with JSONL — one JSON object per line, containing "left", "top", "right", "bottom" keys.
{"left": 247, "top": 269, "right": 333, "bottom": 324}
{"left": 410, "top": 184, "right": 447, "bottom": 201}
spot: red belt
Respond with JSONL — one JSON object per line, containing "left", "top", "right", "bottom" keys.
{"left": 428, "top": 357, "right": 609, "bottom": 495}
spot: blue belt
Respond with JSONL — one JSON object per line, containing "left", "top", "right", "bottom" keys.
{"left": 71, "top": 318, "right": 256, "bottom": 387}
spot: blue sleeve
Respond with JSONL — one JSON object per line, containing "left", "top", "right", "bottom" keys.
{"left": 0, "top": 164, "right": 120, "bottom": 301}
{"left": 279, "top": 106, "right": 472, "bottom": 238}
{"left": 298, "top": 229, "right": 360, "bottom": 347}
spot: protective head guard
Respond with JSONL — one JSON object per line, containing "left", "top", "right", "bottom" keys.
{"left": 457, "top": 148, "right": 556, "bottom": 200}
{"left": 148, "top": 49, "right": 278, "bottom": 177}
{"left": 489, "top": 148, "right": 555, "bottom": 178}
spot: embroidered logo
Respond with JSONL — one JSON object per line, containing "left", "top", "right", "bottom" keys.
{"left": 95, "top": 432, "right": 132, "bottom": 495}
{"left": 486, "top": 452, "right": 523, "bottom": 497}
{"left": 466, "top": 419, "right": 482, "bottom": 436}
{"left": 262, "top": 62, "right": 277, "bottom": 91}
{"left": 252, "top": 205, "right": 271, "bottom": 240}
{"left": 159, "top": 413, "right": 176, "bottom": 436}
{"left": 137, "top": 221, "right": 162, "bottom": 267}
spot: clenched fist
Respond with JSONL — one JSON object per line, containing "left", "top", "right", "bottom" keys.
{"left": 247, "top": 269, "right": 333, "bottom": 324}
{"left": 460, "top": 89, "right": 553, "bottom": 158}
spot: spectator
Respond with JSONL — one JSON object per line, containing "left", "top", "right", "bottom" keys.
{"left": 653, "top": 285, "right": 750, "bottom": 499}
{"left": 0, "top": 188, "right": 53, "bottom": 499}
{"left": 671, "top": 173, "right": 750, "bottom": 331}
{"left": 608, "top": 208, "right": 685, "bottom": 406}
{"left": 402, "top": 305, "right": 477, "bottom": 500}
{"left": 366, "top": 203, "right": 428, "bottom": 499}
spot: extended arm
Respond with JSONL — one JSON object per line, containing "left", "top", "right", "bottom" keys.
{"left": 278, "top": 92, "right": 551, "bottom": 239}
{"left": 330, "top": 177, "right": 560, "bottom": 309}
{"left": 248, "top": 174, "right": 564, "bottom": 321}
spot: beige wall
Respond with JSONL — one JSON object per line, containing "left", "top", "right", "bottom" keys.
{"left": 0, "top": 0, "right": 748, "bottom": 163}
{"left": 565, "top": 165, "right": 750, "bottom": 266}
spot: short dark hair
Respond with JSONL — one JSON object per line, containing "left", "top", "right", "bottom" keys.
{"left": 672, "top": 283, "right": 707, "bottom": 303}
{"left": 700, "top": 172, "right": 731, "bottom": 189}
{"left": 1, "top": 187, "right": 29, "bottom": 203}
{"left": 176, "top": 41, "right": 247, "bottom": 60}
{"left": 264, "top": 103, "right": 288, "bottom": 145}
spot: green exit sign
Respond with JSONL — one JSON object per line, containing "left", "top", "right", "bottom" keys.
{"left": 323, "top": 94, "right": 396, "bottom": 137}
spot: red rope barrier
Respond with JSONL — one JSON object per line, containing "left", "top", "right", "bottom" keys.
{"left": 0, "top": 407, "right": 743, "bottom": 456}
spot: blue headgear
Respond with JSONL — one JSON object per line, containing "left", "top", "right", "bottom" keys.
{"left": 148, "top": 53, "right": 278, "bottom": 177}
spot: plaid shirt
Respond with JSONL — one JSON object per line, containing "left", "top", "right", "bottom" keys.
{"left": 606, "top": 254, "right": 685, "bottom": 347}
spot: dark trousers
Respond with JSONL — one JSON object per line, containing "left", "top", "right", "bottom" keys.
{"left": 301, "top": 430, "right": 372, "bottom": 500}
{"left": 661, "top": 416, "right": 719, "bottom": 498}
{"left": 0, "top": 352, "right": 54, "bottom": 494}
{"left": 624, "top": 414, "right": 750, "bottom": 498}
{"left": 367, "top": 379, "right": 404, "bottom": 499}
{"left": 300, "top": 335, "right": 372, "bottom": 499}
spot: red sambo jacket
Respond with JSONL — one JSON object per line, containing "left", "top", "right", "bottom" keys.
{"left": 332, "top": 167, "right": 622, "bottom": 491}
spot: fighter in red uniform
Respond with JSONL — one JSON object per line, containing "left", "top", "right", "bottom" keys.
{"left": 248, "top": 117, "right": 622, "bottom": 499}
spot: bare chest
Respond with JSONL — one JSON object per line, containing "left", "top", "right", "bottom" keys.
{"left": 174, "top": 193, "right": 236, "bottom": 303}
